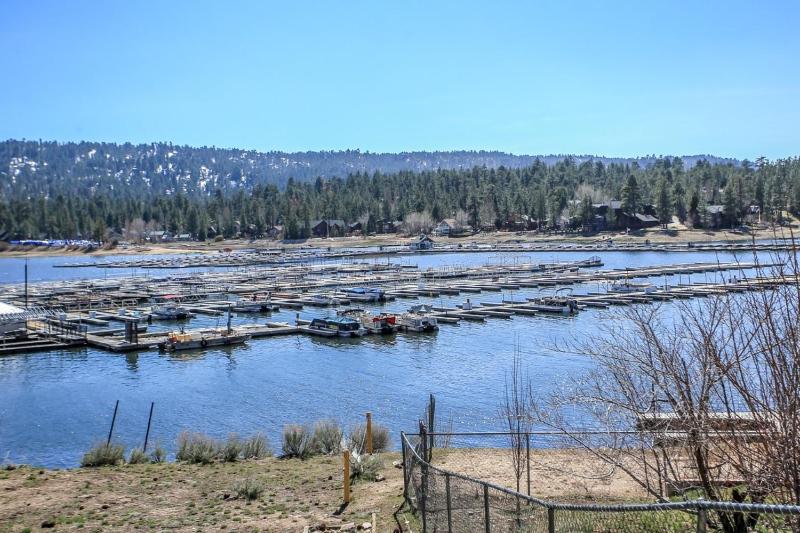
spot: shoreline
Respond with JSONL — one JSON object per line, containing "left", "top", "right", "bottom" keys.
{"left": 0, "top": 226, "right": 789, "bottom": 259}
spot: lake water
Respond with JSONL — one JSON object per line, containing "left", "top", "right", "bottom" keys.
{"left": 0, "top": 248, "right": 776, "bottom": 467}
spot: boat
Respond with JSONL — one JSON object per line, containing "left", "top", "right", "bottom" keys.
{"left": 150, "top": 304, "right": 194, "bottom": 320}
{"left": 609, "top": 281, "right": 657, "bottom": 294}
{"left": 309, "top": 294, "right": 342, "bottom": 306}
{"left": 307, "top": 317, "right": 368, "bottom": 337}
{"left": 399, "top": 304, "right": 439, "bottom": 332}
{"left": 342, "top": 287, "right": 386, "bottom": 302}
{"left": 158, "top": 329, "right": 251, "bottom": 352}
{"left": 526, "top": 293, "right": 579, "bottom": 315}
{"left": 231, "top": 298, "right": 279, "bottom": 313}
{"left": 338, "top": 308, "right": 398, "bottom": 334}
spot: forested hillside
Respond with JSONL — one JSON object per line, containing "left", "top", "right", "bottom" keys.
{"left": 0, "top": 140, "right": 797, "bottom": 241}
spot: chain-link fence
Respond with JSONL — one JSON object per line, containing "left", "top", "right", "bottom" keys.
{"left": 402, "top": 431, "right": 800, "bottom": 532}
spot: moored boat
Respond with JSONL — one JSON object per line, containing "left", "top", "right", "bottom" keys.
{"left": 342, "top": 287, "right": 386, "bottom": 302}
{"left": 609, "top": 281, "right": 656, "bottom": 294}
{"left": 338, "top": 308, "right": 398, "bottom": 334}
{"left": 308, "top": 317, "right": 368, "bottom": 337}
{"left": 399, "top": 304, "right": 439, "bottom": 332}
{"left": 150, "top": 304, "right": 194, "bottom": 320}
{"left": 526, "top": 295, "right": 579, "bottom": 315}
{"left": 158, "top": 329, "right": 250, "bottom": 352}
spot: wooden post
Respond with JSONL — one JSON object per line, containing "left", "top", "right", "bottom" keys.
{"left": 526, "top": 433, "right": 531, "bottom": 496}
{"left": 366, "top": 412, "right": 373, "bottom": 454}
{"left": 696, "top": 508, "right": 707, "bottom": 533}
{"left": 343, "top": 450, "right": 351, "bottom": 504}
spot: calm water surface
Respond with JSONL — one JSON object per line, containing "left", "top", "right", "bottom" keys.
{"left": 0, "top": 249, "right": 771, "bottom": 467}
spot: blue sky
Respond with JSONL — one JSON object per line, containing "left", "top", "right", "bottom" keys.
{"left": 1, "top": 0, "right": 798, "bottom": 158}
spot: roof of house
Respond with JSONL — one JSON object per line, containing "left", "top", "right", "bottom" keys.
{"left": 633, "top": 213, "right": 659, "bottom": 222}
{"left": 311, "top": 219, "right": 346, "bottom": 228}
{"left": 438, "top": 218, "right": 458, "bottom": 227}
{"left": 706, "top": 205, "right": 724, "bottom": 214}
{"left": 610, "top": 200, "right": 623, "bottom": 209}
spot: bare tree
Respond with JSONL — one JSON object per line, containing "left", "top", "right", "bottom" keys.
{"left": 531, "top": 245, "right": 800, "bottom": 532}
{"left": 501, "top": 345, "right": 531, "bottom": 495}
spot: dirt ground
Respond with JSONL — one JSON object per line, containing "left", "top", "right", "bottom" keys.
{"left": 0, "top": 454, "right": 406, "bottom": 533}
{"left": 0, "top": 224, "right": 790, "bottom": 259}
{"left": 432, "top": 448, "right": 645, "bottom": 503}
{"left": 0, "top": 448, "right": 649, "bottom": 532}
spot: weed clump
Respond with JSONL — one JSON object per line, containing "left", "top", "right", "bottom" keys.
{"left": 221, "top": 435, "right": 243, "bottom": 463}
{"left": 348, "top": 423, "right": 391, "bottom": 453}
{"left": 282, "top": 425, "right": 313, "bottom": 459}
{"left": 150, "top": 443, "right": 167, "bottom": 463}
{"left": 232, "top": 477, "right": 265, "bottom": 502}
{"left": 241, "top": 433, "right": 271, "bottom": 459}
{"left": 81, "top": 443, "right": 125, "bottom": 467}
{"left": 350, "top": 453, "right": 383, "bottom": 482}
{"left": 176, "top": 432, "right": 219, "bottom": 464}
{"left": 312, "top": 420, "right": 343, "bottom": 455}
{"left": 127, "top": 448, "right": 150, "bottom": 465}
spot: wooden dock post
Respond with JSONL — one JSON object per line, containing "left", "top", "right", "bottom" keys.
{"left": 343, "top": 450, "right": 351, "bottom": 504}
{"left": 366, "top": 412, "right": 373, "bottom": 454}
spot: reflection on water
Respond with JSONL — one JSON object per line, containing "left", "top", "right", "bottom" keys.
{"left": 0, "top": 249, "right": 784, "bottom": 467}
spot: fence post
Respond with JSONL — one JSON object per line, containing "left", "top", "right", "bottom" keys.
{"left": 445, "top": 472, "right": 452, "bottom": 533}
{"left": 106, "top": 400, "right": 119, "bottom": 446}
{"left": 142, "top": 402, "right": 154, "bottom": 452}
{"left": 343, "top": 450, "right": 351, "bottom": 505}
{"left": 696, "top": 508, "right": 707, "bottom": 533}
{"left": 401, "top": 433, "right": 408, "bottom": 504}
{"left": 526, "top": 433, "right": 531, "bottom": 496}
{"left": 419, "top": 421, "right": 428, "bottom": 533}
{"left": 483, "top": 484, "right": 490, "bottom": 533}
{"left": 428, "top": 393, "right": 436, "bottom": 457}
{"left": 547, "top": 507, "right": 555, "bottom": 533}
{"left": 365, "top": 412, "right": 373, "bottom": 454}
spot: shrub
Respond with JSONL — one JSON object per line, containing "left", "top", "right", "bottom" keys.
{"left": 81, "top": 443, "right": 125, "bottom": 467}
{"left": 176, "top": 432, "right": 219, "bottom": 464}
{"left": 241, "top": 433, "right": 271, "bottom": 459}
{"left": 348, "top": 423, "right": 391, "bottom": 454}
{"left": 213, "top": 235, "right": 225, "bottom": 242}
{"left": 350, "top": 453, "right": 383, "bottom": 482}
{"left": 312, "top": 420, "right": 343, "bottom": 455}
{"left": 232, "top": 477, "right": 265, "bottom": 502}
{"left": 150, "top": 443, "right": 167, "bottom": 463}
{"left": 221, "top": 434, "right": 243, "bottom": 463}
{"left": 127, "top": 448, "right": 150, "bottom": 465}
{"left": 282, "top": 425, "right": 313, "bottom": 459}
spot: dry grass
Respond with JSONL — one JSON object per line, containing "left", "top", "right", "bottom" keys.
{"left": 0, "top": 447, "right": 654, "bottom": 531}
{"left": 0, "top": 453, "right": 405, "bottom": 532}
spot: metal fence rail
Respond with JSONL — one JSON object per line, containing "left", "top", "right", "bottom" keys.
{"left": 401, "top": 430, "right": 800, "bottom": 532}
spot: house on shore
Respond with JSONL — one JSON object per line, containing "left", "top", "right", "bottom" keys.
{"left": 310, "top": 219, "right": 346, "bottom": 238}
{"left": 409, "top": 234, "right": 435, "bottom": 251}
{"left": 434, "top": 219, "right": 461, "bottom": 236}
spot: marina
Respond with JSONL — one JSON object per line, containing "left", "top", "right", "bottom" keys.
{"left": 0, "top": 247, "right": 793, "bottom": 467}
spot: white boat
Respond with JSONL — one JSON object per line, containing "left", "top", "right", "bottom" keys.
{"left": 609, "top": 281, "right": 656, "bottom": 294}
{"left": 309, "top": 294, "right": 341, "bottom": 306}
{"left": 526, "top": 296, "right": 579, "bottom": 315}
{"left": 231, "top": 299, "right": 279, "bottom": 313}
{"left": 158, "top": 329, "right": 250, "bottom": 352}
{"left": 150, "top": 304, "right": 194, "bottom": 320}
{"left": 399, "top": 305, "right": 439, "bottom": 332}
{"left": 342, "top": 287, "right": 386, "bottom": 302}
